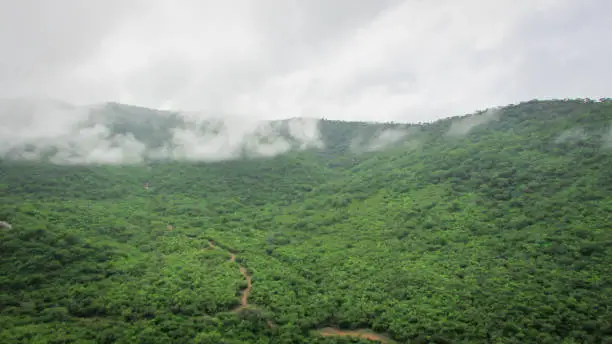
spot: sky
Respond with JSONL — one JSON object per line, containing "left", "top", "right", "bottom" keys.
{"left": 0, "top": 0, "right": 610, "bottom": 123}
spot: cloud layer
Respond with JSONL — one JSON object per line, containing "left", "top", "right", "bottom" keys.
{"left": 1, "top": 98, "right": 609, "bottom": 165}
{"left": 0, "top": 0, "right": 610, "bottom": 122}
{"left": 0, "top": 100, "right": 325, "bottom": 164}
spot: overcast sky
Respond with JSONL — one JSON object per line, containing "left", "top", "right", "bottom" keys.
{"left": 0, "top": 0, "right": 610, "bottom": 122}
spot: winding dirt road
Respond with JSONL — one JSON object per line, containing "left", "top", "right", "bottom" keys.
{"left": 229, "top": 252, "right": 252, "bottom": 309}
{"left": 209, "top": 241, "right": 252, "bottom": 309}
{"left": 207, "top": 240, "right": 392, "bottom": 342}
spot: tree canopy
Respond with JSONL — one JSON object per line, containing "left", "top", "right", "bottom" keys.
{"left": 1, "top": 98, "right": 611, "bottom": 343}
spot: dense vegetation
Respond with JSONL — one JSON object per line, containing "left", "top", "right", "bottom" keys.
{"left": 1, "top": 99, "right": 611, "bottom": 343}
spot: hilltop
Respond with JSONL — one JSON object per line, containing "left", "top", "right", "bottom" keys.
{"left": 1, "top": 98, "right": 611, "bottom": 343}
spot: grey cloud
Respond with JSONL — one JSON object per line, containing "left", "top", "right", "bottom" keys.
{"left": 252, "top": 0, "right": 402, "bottom": 69}
{"left": 504, "top": 1, "right": 612, "bottom": 100}
{"left": 0, "top": 97, "right": 87, "bottom": 146}
{"left": 0, "top": 0, "right": 610, "bottom": 124}
{"left": 0, "top": 0, "right": 146, "bottom": 96}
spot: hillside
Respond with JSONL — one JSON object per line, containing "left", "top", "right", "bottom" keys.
{"left": 1, "top": 99, "right": 611, "bottom": 343}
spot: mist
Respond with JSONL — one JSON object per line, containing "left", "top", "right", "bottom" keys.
{"left": 554, "top": 127, "right": 589, "bottom": 145}
{"left": 348, "top": 125, "right": 420, "bottom": 153}
{"left": 365, "top": 128, "right": 407, "bottom": 152}
{"left": 152, "top": 116, "right": 324, "bottom": 162}
{"left": 445, "top": 107, "right": 501, "bottom": 137}
{"left": 604, "top": 125, "right": 612, "bottom": 149}
{"left": 0, "top": 99, "right": 325, "bottom": 165}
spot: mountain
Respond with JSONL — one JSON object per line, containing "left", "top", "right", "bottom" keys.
{"left": 0, "top": 99, "right": 412, "bottom": 165}
{"left": 1, "top": 98, "right": 611, "bottom": 343}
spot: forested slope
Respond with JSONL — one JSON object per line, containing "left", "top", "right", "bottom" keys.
{"left": 1, "top": 99, "right": 611, "bottom": 343}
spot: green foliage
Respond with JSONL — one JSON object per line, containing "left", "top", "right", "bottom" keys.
{"left": 1, "top": 99, "right": 611, "bottom": 343}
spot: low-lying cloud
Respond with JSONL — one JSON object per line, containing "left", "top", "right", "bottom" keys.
{"left": 50, "top": 125, "right": 148, "bottom": 165}
{"left": 554, "top": 127, "right": 589, "bottom": 145}
{"left": 152, "top": 116, "right": 324, "bottom": 162}
{"left": 445, "top": 107, "right": 501, "bottom": 137}
{"left": 0, "top": 99, "right": 325, "bottom": 164}
{"left": 365, "top": 128, "right": 409, "bottom": 152}
{"left": 553, "top": 124, "right": 612, "bottom": 150}
{"left": 350, "top": 125, "right": 419, "bottom": 153}
{"left": 604, "top": 125, "right": 612, "bottom": 149}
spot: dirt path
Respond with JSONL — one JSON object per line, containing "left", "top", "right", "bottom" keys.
{"left": 209, "top": 241, "right": 252, "bottom": 309}
{"left": 315, "top": 327, "right": 395, "bottom": 343}
{"left": 229, "top": 252, "right": 252, "bottom": 308}
{"left": 207, "top": 240, "right": 390, "bottom": 340}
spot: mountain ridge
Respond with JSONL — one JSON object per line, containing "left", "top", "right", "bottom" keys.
{"left": 2, "top": 97, "right": 610, "bottom": 166}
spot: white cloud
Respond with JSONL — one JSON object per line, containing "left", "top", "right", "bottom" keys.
{"left": 604, "top": 125, "right": 612, "bottom": 149}
{"left": 0, "top": 99, "right": 324, "bottom": 164}
{"left": 554, "top": 127, "right": 589, "bottom": 145}
{"left": 350, "top": 127, "right": 416, "bottom": 153}
{"left": 445, "top": 107, "right": 501, "bottom": 137}
{"left": 49, "top": 125, "right": 148, "bottom": 165}
{"left": 366, "top": 129, "right": 410, "bottom": 152}
{"left": 287, "top": 118, "right": 324, "bottom": 149}
{"left": 161, "top": 116, "right": 324, "bottom": 161}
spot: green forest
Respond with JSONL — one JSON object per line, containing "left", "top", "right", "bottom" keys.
{"left": 1, "top": 99, "right": 611, "bottom": 343}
